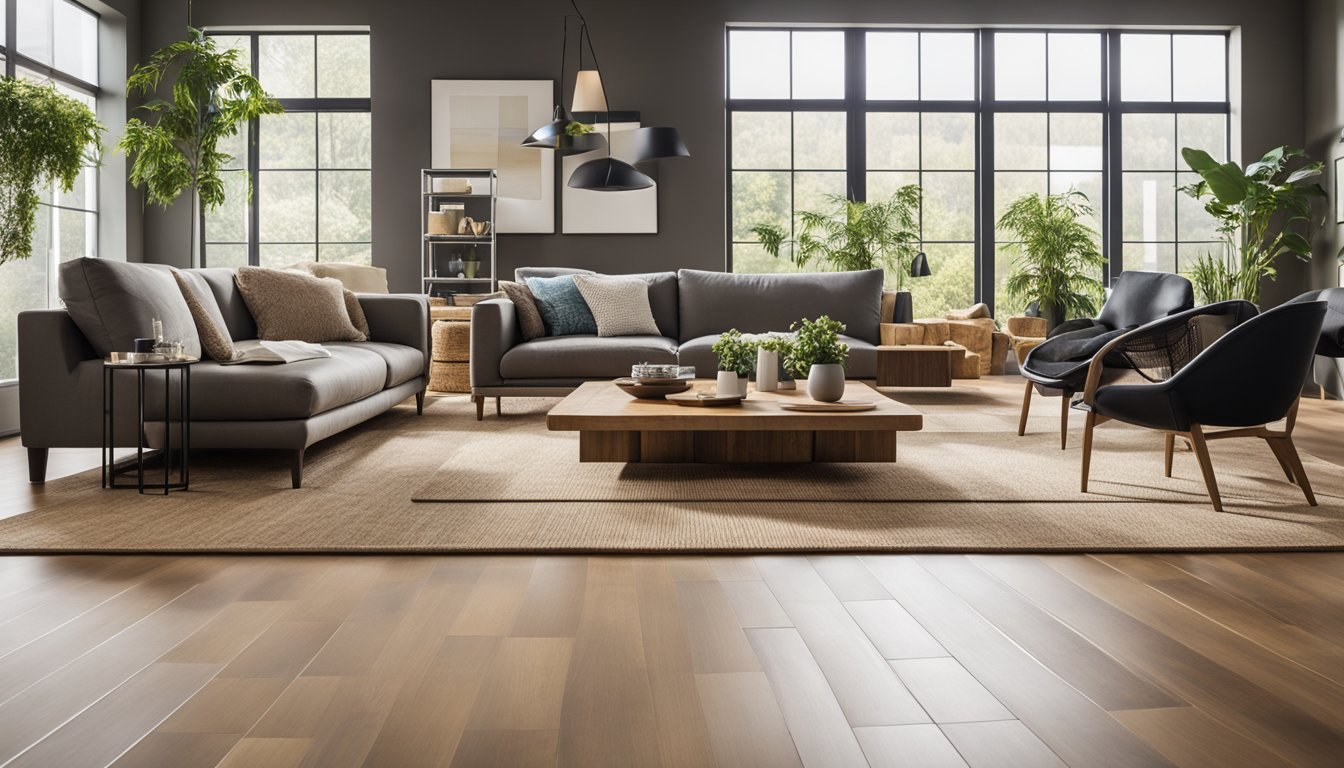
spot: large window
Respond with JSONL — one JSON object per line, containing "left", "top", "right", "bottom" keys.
{"left": 0, "top": 0, "right": 100, "bottom": 383}
{"left": 726, "top": 28, "right": 1231, "bottom": 319}
{"left": 204, "top": 32, "right": 372, "bottom": 268}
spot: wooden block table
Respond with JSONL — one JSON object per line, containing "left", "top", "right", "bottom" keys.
{"left": 875, "top": 345, "right": 960, "bottom": 387}
{"left": 547, "top": 381, "right": 923, "bottom": 463}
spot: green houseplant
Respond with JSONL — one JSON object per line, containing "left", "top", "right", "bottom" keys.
{"left": 0, "top": 77, "right": 104, "bottom": 265}
{"left": 785, "top": 316, "right": 849, "bottom": 402}
{"left": 997, "top": 189, "right": 1106, "bottom": 331}
{"left": 1179, "top": 145, "right": 1324, "bottom": 305}
{"left": 118, "top": 29, "right": 282, "bottom": 265}
{"left": 712, "top": 328, "right": 755, "bottom": 396}
{"left": 751, "top": 188, "right": 922, "bottom": 320}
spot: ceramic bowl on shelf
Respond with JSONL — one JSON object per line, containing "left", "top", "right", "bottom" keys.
{"left": 613, "top": 377, "right": 693, "bottom": 400}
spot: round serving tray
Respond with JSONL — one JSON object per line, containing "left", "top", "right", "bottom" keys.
{"left": 665, "top": 391, "right": 745, "bottom": 407}
{"left": 614, "top": 378, "right": 693, "bottom": 400}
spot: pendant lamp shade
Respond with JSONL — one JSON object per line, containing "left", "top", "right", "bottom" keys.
{"left": 571, "top": 69, "right": 608, "bottom": 112}
{"left": 522, "top": 105, "right": 568, "bottom": 148}
{"left": 522, "top": 107, "right": 608, "bottom": 154}
{"left": 910, "top": 251, "right": 931, "bottom": 278}
{"left": 632, "top": 126, "right": 690, "bottom": 162}
{"left": 568, "top": 157, "right": 655, "bottom": 191}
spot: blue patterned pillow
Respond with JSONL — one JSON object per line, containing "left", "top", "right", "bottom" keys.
{"left": 525, "top": 275, "right": 598, "bottom": 336}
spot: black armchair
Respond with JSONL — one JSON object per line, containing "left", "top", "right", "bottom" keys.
{"left": 1019, "top": 271, "right": 1194, "bottom": 448}
{"left": 1289, "top": 288, "right": 1344, "bottom": 399}
{"left": 1076, "top": 299, "right": 1325, "bottom": 512}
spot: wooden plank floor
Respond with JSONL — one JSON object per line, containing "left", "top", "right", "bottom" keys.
{"left": 0, "top": 384, "right": 1339, "bottom": 767}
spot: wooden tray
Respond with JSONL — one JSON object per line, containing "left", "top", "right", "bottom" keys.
{"left": 779, "top": 401, "right": 877, "bottom": 413}
{"left": 613, "top": 378, "right": 693, "bottom": 400}
{"left": 665, "top": 391, "right": 745, "bottom": 407}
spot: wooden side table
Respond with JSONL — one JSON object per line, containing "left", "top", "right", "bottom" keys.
{"left": 875, "top": 345, "right": 959, "bottom": 387}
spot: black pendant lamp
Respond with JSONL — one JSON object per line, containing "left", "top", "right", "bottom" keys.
{"left": 521, "top": 15, "right": 607, "bottom": 155}
{"left": 632, "top": 126, "right": 690, "bottom": 162}
{"left": 568, "top": 157, "right": 655, "bottom": 191}
{"left": 910, "top": 251, "right": 932, "bottom": 278}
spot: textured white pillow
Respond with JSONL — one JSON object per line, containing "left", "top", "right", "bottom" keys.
{"left": 573, "top": 275, "right": 661, "bottom": 337}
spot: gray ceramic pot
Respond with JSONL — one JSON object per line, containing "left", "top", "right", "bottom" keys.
{"left": 806, "top": 363, "right": 846, "bottom": 402}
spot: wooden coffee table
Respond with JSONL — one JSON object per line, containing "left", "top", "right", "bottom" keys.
{"left": 546, "top": 380, "right": 923, "bottom": 463}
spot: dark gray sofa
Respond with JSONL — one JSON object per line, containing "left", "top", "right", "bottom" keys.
{"left": 19, "top": 264, "right": 429, "bottom": 488}
{"left": 470, "top": 267, "right": 885, "bottom": 417}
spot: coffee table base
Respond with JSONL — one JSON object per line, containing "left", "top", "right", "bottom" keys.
{"left": 578, "top": 429, "right": 898, "bottom": 463}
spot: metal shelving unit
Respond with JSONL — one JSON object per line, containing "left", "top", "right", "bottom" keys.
{"left": 421, "top": 169, "right": 498, "bottom": 300}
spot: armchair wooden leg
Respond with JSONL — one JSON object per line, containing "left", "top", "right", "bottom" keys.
{"left": 1279, "top": 437, "right": 1318, "bottom": 507}
{"left": 1060, "top": 393, "right": 1070, "bottom": 450}
{"left": 1265, "top": 439, "right": 1296, "bottom": 483}
{"left": 474, "top": 395, "right": 485, "bottom": 421}
{"left": 1081, "top": 411, "right": 1097, "bottom": 493}
{"left": 1163, "top": 433, "right": 1175, "bottom": 478}
{"left": 1187, "top": 424, "right": 1222, "bottom": 512}
{"left": 1018, "top": 380, "right": 1032, "bottom": 436}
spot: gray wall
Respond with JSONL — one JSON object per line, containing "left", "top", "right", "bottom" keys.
{"left": 135, "top": 0, "right": 1309, "bottom": 299}
{"left": 1306, "top": 0, "right": 1344, "bottom": 293}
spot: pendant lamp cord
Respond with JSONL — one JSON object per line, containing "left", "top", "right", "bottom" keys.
{"left": 568, "top": 0, "right": 613, "bottom": 163}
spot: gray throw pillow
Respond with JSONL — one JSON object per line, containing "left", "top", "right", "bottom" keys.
{"left": 58, "top": 258, "right": 202, "bottom": 359}
{"left": 573, "top": 275, "right": 661, "bottom": 337}
{"left": 498, "top": 281, "right": 546, "bottom": 340}
{"left": 235, "top": 267, "right": 367, "bottom": 343}
{"left": 173, "top": 271, "right": 239, "bottom": 361}
{"left": 525, "top": 275, "right": 598, "bottom": 336}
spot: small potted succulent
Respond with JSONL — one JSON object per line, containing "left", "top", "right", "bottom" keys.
{"left": 711, "top": 328, "right": 755, "bottom": 397}
{"left": 785, "top": 316, "right": 849, "bottom": 402}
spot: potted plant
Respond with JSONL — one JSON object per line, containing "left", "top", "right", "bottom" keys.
{"left": 785, "top": 316, "right": 849, "bottom": 403}
{"left": 751, "top": 187, "right": 923, "bottom": 321}
{"left": 711, "top": 328, "right": 755, "bottom": 397}
{"left": 997, "top": 189, "right": 1106, "bottom": 332}
{"left": 1179, "top": 146, "right": 1324, "bottom": 305}
{"left": 752, "top": 332, "right": 795, "bottom": 392}
{"left": 118, "top": 29, "right": 282, "bottom": 266}
{"left": 463, "top": 245, "right": 481, "bottom": 279}
{"left": 0, "top": 77, "right": 103, "bottom": 264}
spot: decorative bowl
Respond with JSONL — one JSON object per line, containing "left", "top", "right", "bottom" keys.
{"left": 614, "top": 377, "right": 693, "bottom": 400}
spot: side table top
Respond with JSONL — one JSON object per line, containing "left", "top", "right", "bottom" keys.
{"left": 104, "top": 356, "right": 199, "bottom": 368}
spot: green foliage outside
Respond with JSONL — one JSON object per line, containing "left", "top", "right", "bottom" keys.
{"left": 784, "top": 316, "right": 849, "bottom": 379}
{"left": 1178, "top": 145, "right": 1324, "bottom": 305}
{"left": 0, "top": 78, "right": 103, "bottom": 265}
{"left": 997, "top": 189, "right": 1107, "bottom": 324}
{"left": 120, "top": 28, "right": 283, "bottom": 253}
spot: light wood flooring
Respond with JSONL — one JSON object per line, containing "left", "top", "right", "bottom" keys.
{"left": 0, "top": 380, "right": 1340, "bottom": 767}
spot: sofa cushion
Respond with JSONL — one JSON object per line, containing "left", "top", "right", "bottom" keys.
{"left": 498, "top": 281, "right": 547, "bottom": 340}
{"left": 173, "top": 271, "right": 239, "bottom": 362}
{"left": 677, "top": 269, "right": 884, "bottom": 345}
{"left": 515, "top": 267, "right": 595, "bottom": 282}
{"left": 525, "top": 275, "right": 598, "bottom": 336}
{"left": 677, "top": 334, "right": 877, "bottom": 379}
{"left": 343, "top": 290, "right": 371, "bottom": 337}
{"left": 325, "top": 341, "right": 424, "bottom": 388}
{"left": 500, "top": 335, "right": 677, "bottom": 379}
{"left": 235, "top": 267, "right": 367, "bottom": 343}
{"left": 308, "top": 261, "right": 389, "bottom": 293}
{"left": 183, "top": 345, "right": 388, "bottom": 420}
{"left": 187, "top": 267, "right": 257, "bottom": 340}
{"left": 574, "top": 275, "right": 661, "bottom": 337}
{"left": 58, "top": 258, "right": 203, "bottom": 359}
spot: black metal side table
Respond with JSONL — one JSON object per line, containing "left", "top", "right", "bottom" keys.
{"left": 102, "top": 357, "right": 196, "bottom": 495}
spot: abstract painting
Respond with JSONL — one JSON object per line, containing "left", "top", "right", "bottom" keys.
{"left": 430, "top": 80, "right": 554, "bottom": 233}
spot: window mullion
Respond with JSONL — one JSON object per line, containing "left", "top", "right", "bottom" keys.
{"left": 845, "top": 29, "right": 865, "bottom": 202}
{"left": 1105, "top": 31, "right": 1123, "bottom": 286}
{"left": 977, "top": 30, "right": 995, "bottom": 314}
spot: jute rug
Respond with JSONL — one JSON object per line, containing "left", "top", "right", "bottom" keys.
{"left": 0, "top": 387, "right": 1340, "bottom": 553}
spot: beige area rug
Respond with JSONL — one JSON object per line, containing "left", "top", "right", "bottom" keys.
{"left": 0, "top": 389, "right": 1340, "bottom": 553}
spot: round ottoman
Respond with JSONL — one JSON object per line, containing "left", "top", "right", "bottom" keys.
{"left": 429, "top": 320, "right": 471, "bottom": 392}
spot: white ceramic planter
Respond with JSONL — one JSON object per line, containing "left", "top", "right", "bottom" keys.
{"left": 716, "top": 370, "right": 748, "bottom": 398}
{"left": 755, "top": 349, "right": 779, "bottom": 392}
{"left": 806, "top": 363, "right": 846, "bottom": 402}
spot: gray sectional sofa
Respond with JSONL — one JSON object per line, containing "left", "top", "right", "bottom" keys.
{"left": 470, "top": 267, "right": 886, "bottom": 417}
{"left": 19, "top": 262, "right": 429, "bottom": 488}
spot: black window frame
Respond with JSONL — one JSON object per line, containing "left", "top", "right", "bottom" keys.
{"left": 725, "top": 26, "right": 1232, "bottom": 316}
{"left": 203, "top": 30, "right": 373, "bottom": 268}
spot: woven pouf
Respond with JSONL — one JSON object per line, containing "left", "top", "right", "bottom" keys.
{"left": 429, "top": 320, "right": 471, "bottom": 393}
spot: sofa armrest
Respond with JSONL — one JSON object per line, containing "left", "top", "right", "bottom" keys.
{"left": 470, "top": 299, "right": 520, "bottom": 389}
{"left": 17, "top": 309, "right": 105, "bottom": 448}
{"left": 358, "top": 294, "right": 429, "bottom": 374}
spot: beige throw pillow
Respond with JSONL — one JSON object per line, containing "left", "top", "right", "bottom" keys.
{"left": 573, "top": 275, "right": 661, "bottom": 337}
{"left": 173, "top": 271, "right": 240, "bottom": 361}
{"left": 498, "top": 281, "right": 547, "bottom": 341}
{"left": 343, "top": 290, "right": 371, "bottom": 337}
{"left": 235, "top": 267, "right": 367, "bottom": 343}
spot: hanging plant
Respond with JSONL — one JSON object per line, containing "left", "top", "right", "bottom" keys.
{"left": 118, "top": 28, "right": 283, "bottom": 256}
{"left": 0, "top": 77, "right": 104, "bottom": 265}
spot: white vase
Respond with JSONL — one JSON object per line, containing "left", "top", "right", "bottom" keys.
{"left": 716, "top": 370, "right": 747, "bottom": 398}
{"left": 756, "top": 349, "right": 779, "bottom": 392}
{"left": 807, "top": 363, "right": 846, "bottom": 402}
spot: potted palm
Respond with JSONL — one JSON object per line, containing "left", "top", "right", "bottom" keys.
{"left": 997, "top": 189, "right": 1106, "bottom": 331}
{"left": 1179, "top": 145, "right": 1324, "bottom": 305}
{"left": 0, "top": 77, "right": 104, "bottom": 264}
{"left": 751, "top": 187, "right": 922, "bottom": 321}
{"left": 119, "top": 29, "right": 282, "bottom": 266}
{"left": 711, "top": 329, "right": 755, "bottom": 397}
{"left": 785, "top": 316, "right": 849, "bottom": 403}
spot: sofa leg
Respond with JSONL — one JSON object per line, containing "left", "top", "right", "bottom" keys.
{"left": 416, "top": 390, "right": 425, "bottom": 415}
{"left": 474, "top": 395, "right": 485, "bottom": 421}
{"left": 28, "top": 447, "right": 49, "bottom": 483}
{"left": 496, "top": 397, "right": 502, "bottom": 416}
{"left": 291, "top": 449, "right": 305, "bottom": 489}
